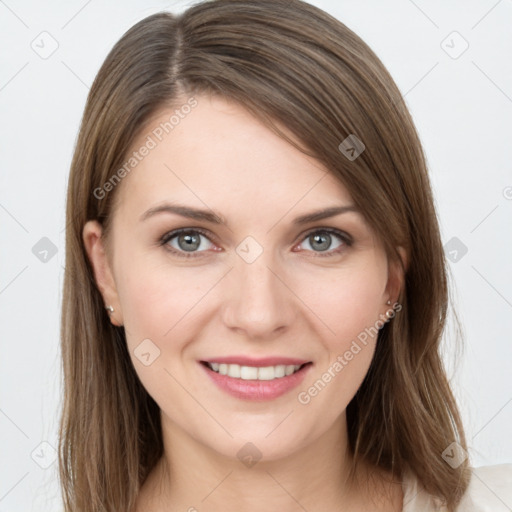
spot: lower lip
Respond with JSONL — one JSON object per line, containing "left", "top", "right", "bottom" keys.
{"left": 199, "top": 362, "right": 312, "bottom": 401}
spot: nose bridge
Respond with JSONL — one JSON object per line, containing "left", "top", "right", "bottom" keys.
{"left": 222, "top": 240, "right": 294, "bottom": 337}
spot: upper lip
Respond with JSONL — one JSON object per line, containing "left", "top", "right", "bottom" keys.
{"left": 201, "top": 356, "right": 311, "bottom": 367}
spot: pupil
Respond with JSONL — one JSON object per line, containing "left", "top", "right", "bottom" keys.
{"left": 178, "top": 233, "right": 200, "bottom": 251}
{"left": 311, "top": 233, "right": 330, "bottom": 251}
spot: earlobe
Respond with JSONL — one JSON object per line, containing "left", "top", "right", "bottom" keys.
{"left": 82, "top": 220, "right": 123, "bottom": 326}
{"left": 383, "top": 246, "right": 407, "bottom": 314}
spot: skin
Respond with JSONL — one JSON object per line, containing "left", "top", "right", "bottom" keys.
{"left": 84, "top": 93, "right": 406, "bottom": 511}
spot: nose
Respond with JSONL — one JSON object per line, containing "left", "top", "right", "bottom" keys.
{"left": 221, "top": 250, "right": 297, "bottom": 341}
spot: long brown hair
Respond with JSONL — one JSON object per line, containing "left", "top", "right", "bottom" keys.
{"left": 59, "top": 1, "right": 471, "bottom": 510}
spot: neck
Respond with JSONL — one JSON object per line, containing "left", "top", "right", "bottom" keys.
{"left": 138, "top": 411, "right": 382, "bottom": 511}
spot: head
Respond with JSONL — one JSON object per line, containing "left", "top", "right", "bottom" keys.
{"left": 59, "top": 1, "right": 470, "bottom": 511}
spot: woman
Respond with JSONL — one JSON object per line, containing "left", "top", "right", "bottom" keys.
{"left": 58, "top": 1, "right": 512, "bottom": 511}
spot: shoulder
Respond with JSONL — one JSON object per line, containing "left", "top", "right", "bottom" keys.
{"left": 457, "top": 464, "right": 512, "bottom": 511}
{"left": 402, "top": 464, "right": 512, "bottom": 512}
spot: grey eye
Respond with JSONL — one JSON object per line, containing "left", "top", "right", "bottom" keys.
{"left": 301, "top": 231, "right": 344, "bottom": 252}
{"left": 177, "top": 232, "right": 202, "bottom": 252}
{"left": 309, "top": 233, "right": 332, "bottom": 251}
{"left": 164, "top": 230, "right": 214, "bottom": 253}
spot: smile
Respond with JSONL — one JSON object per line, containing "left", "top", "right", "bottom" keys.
{"left": 203, "top": 361, "right": 306, "bottom": 381}
{"left": 199, "top": 360, "right": 313, "bottom": 401}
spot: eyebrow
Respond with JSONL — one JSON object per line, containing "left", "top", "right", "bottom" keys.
{"left": 139, "top": 203, "right": 360, "bottom": 226}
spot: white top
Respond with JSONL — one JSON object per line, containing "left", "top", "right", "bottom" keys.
{"left": 402, "top": 464, "right": 512, "bottom": 511}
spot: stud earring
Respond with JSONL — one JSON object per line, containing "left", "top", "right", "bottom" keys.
{"left": 105, "top": 305, "right": 114, "bottom": 314}
{"left": 386, "top": 300, "right": 391, "bottom": 305}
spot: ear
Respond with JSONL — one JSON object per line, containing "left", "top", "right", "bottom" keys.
{"left": 82, "top": 220, "right": 123, "bottom": 326}
{"left": 382, "top": 245, "right": 408, "bottom": 312}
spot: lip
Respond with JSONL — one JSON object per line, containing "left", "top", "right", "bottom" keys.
{"left": 199, "top": 360, "right": 313, "bottom": 401}
{"left": 202, "top": 355, "right": 310, "bottom": 367}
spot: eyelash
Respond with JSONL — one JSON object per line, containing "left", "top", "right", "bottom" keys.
{"left": 159, "top": 227, "right": 353, "bottom": 259}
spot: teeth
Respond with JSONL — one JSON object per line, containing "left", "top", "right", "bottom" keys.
{"left": 207, "top": 363, "right": 303, "bottom": 380}
{"left": 240, "top": 365, "right": 258, "bottom": 379}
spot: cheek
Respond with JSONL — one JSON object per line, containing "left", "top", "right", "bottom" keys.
{"left": 293, "top": 262, "right": 386, "bottom": 411}
{"left": 115, "top": 254, "right": 226, "bottom": 348}
{"left": 114, "top": 259, "right": 215, "bottom": 405}
{"left": 299, "top": 262, "right": 386, "bottom": 347}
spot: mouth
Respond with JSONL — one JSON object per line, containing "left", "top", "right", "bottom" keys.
{"left": 199, "top": 359, "right": 313, "bottom": 401}
{"left": 200, "top": 361, "right": 311, "bottom": 381}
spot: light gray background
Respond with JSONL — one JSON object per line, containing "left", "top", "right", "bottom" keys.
{"left": 1, "top": 1, "right": 511, "bottom": 510}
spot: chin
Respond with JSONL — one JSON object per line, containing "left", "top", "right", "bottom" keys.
{"left": 205, "top": 424, "right": 312, "bottom": 465}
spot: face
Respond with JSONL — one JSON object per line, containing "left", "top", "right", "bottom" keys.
{"left": 84, "top": 93, "right": 402, "bottom": 462}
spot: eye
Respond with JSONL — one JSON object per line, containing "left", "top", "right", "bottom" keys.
{"left": 159, "top": 227, "right": 352, "bottom": 259}
{"left": 160, "top": 228, "right": 217, "bottom": 257}
{"left": 295, "top": 228, "right": 352, "bottom": 256}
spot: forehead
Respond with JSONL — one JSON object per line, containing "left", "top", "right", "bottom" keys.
{"left": 114, "top": 94, "right": 355, "bottom": 221}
